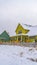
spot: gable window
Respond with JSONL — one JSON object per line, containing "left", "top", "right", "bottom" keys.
{"left": 18, "top": 30, "right": 22, "bottom": 34}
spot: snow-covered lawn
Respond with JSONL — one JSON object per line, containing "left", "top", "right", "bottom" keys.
{"left": 0, "top": 45, "right": 37, "bottom": 65}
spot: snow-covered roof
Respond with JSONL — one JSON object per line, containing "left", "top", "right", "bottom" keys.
{"left": 12, "top": 23, "right": 37, "bottom": 36}
{"left": 19, "top": 23, "right": 37, "bottom": 36}
{"left": 11, "top": 33, "right": 27, "bottom": 37}
{"left": 20, "top": 23, "right": 33, "bottom": 30}
{"left": 27, "top": 25, "right": 37, "bottom": 36}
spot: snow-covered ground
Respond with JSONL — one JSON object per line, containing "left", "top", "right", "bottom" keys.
{"left": 0, "top": 45, "right": 37, "bottom": 65}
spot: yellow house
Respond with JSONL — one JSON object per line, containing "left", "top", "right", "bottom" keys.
{"left": 11, "top": 23, "right": 37, "bottom": 43}
{"left": 11, "top": 23, "right": 30, "bottom": 43}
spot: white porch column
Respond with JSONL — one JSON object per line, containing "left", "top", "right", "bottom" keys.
{"left": 21, "top": 36, "right": 22, "bottom": 42}
{"left": 17, "top": 36, "right": 18, "bottom": 41}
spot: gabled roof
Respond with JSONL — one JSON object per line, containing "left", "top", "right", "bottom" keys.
{"left": 15, "top": 23, "right": 37, "bottom": 36}
{"left": 15, "top": 23, "right": 33, "bottom": 32}
{"left": 21, "top": 23, "right": 33, "bottom": 30}
{"left": 19, "top": 23, "right": 37, "bottom": 36}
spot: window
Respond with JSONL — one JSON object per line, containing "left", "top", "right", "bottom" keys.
{"left": 18, "top": 30, "right": 22, "bottom": 34}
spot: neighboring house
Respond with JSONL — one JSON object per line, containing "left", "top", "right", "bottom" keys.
{"left": 0, "top": 31, "right": 10, "bottom": 42}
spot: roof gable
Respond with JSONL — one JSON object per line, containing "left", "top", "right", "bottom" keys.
{"left": 15, "top": 23, "right": 30, "bottom": 32}
{"left": 15, "top": 23, "right": 37, "bottom": 36}
{"left": 20, "top": 23, "right": 32, "bottom": 30}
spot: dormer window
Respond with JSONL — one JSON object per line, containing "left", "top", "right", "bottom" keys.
{"left": 18, "top": 30, "right": 22, "bottom": 34}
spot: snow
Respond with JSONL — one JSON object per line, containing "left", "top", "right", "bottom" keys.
{"left": 21, "top": 23, "right": 37, "bottom": 36}
{"left": 21, "top": 23, "right": 32, "bottom": 30}
{"left": 27, "top": 26, "right": 37, "bottom": 36}
{"left": 12, "top": 34, "right": 27, "bottom": 36}
{"left": 0, "top": 45, "right": 37, "bottom": 65}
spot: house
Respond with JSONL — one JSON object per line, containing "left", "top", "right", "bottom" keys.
{"left": 11, "top": 23, "right": 35, "bottom": 43}
{"left": 11, "top": 23, "right": 37, "bottom": 43}
{"left": 0, "top": 31, "right": 10, "bottom": 43}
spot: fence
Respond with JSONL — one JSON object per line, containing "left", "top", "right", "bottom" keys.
{"left": 0, "top": 42, "right": 37, "bottom": 47}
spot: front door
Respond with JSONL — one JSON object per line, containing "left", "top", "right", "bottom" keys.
{"left": 18, "top": 36, "right": 21, "bottom": 41}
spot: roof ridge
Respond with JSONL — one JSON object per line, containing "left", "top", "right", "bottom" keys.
{"left": 21, "top": 23, "right": 33, "bottom": 27}
{"left": 21, "top": 23, "right": 37, "bottom": 27}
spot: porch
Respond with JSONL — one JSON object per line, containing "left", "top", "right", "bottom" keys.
{"left": 11, "top": 34, "right": 29, "bottom": 43}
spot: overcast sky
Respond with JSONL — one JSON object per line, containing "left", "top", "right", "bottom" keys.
{"left": 0, "top": 0, "right": 37, "bottom": 36}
